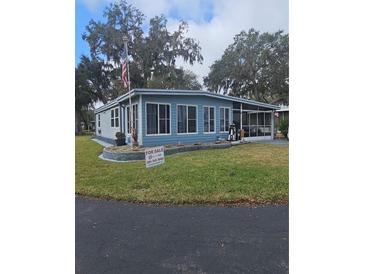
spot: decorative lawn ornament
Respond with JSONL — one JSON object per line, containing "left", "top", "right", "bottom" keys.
{"left": 228, "top": 124, "right": 237, "bottom": 141}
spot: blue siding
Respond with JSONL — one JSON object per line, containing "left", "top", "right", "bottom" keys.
{"left": 141, "top": 95, "right": 233, "bottom": 146}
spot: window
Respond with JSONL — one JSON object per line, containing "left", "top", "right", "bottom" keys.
{"left": 178, "top": 105, "right": 197, "bottom": 134}
{"left": 159, "top": 104, "right": 170, "bottom": 134}
{"left": 220, "top": 107, "right": 230, "bottom": 132}
{"left": 126, "top": 104, "right": 138, "bottom": 133}
{"left": 146, "top": 103, "right": 170, "bottom": 135}
{"left": 115, "top": 108, "right": 119, "bottom": 128}
{"left": 98, "top": 114, "right": 100, "bottom": 127}
{"left": 110, "top": 107, "right": 119, "bottom": 128}
{"left": 111, "top": 109, "right": 114, "bottom": 127}
{"left": 204, "top": 106, "right": 215, "bottom": 133}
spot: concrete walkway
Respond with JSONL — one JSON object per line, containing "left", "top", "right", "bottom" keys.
{"left": 252, "top": 139, "right": 289, "bottom": 146}
{"left": 91, "top": 138, "right": 113, "bottom": 148}
{"left": 76, "top": 197, "right": 288, "bottom": 274}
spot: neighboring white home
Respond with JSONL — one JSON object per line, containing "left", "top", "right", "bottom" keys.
{"left": 274, "top": 104, "right": 289, "bottom": 133}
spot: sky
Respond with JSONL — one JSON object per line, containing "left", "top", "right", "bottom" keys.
{"left": 76, "top": 0, "right": 288, "bottom": 85}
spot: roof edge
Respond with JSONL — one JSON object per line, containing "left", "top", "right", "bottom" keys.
{"left": 94, "top": 88, "right": 280, "bottom": 113}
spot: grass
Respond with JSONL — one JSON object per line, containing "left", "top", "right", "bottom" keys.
{"left": 76, "top": 136, "right": 288, "bottom": 204}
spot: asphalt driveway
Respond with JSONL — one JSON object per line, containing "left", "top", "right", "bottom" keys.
{"left": 76, "top": 197, "right": 288, "bottom": 274}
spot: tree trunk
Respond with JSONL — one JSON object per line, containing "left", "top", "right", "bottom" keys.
{"left": 75, "top": 110, "right": 82, "bottom": 135}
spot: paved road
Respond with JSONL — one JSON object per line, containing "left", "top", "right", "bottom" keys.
{"left": 76, "top": 197, "right": 288, "bottom": 274}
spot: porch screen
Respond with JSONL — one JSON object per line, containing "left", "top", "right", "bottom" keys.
{"left": 242, "top": 111, "right": 272, "bottom": 137}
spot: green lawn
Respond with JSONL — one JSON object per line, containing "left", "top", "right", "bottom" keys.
{"left": 76, "top": 136, "right": 288, "bottom": 204}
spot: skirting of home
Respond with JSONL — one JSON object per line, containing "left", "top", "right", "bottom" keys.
{"left": 102, "top": 142, "right": 245, "bottom": 162}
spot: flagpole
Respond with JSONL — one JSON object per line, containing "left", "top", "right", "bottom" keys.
{"left": 123, "top": 35, "right": 133, "bottom": 146}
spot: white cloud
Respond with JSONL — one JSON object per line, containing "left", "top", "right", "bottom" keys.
{"left": 130, "top": 0, "right": 171, "bottom": 18}
{"left": 80, "top": 0, "right": 288, "bottom": 86}
{"left": 166, "top": 0, "right": 288, "bottom": 86}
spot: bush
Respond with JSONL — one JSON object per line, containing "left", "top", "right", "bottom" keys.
{"left": 279, "top": 118, "right": 289, "bottom": 139}
{"left": 115, "top": 132, "right": 125, "bottom": 139}
{"left": 115, "top": 132, "right": 126, "bottom": 146}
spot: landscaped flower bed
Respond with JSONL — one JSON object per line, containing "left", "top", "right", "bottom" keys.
{"left": 102, "top": 141, "right": 234, "bottom": 161}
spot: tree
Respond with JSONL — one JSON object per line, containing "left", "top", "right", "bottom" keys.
{"left": 77, "top": 55, "right": 114, "bottom": 103}
{"left": 174, "top": 69, "right": 202, "bottom": 90}
{"left": 75, "top": 57, "right": 105, "bottom": 133}
{"left": 204, "top": 29, "right": 288, "bottom": 104}
{"left": 81, "top": 0, "right": 203, "bottom": 99}
{"left": 147, "top": 67, "right": 202, "bottom": 90}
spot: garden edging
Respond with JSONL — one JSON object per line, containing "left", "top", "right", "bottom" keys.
{"left": 102, "top": 142, "right": 235, "bottom": 162}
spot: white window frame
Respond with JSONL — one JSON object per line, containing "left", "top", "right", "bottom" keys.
{"left": 219, "top": 107, "right": 231, "bottom": 133}
{"left": 126, "top": 104, "right": 138, "bottom": 134}
{"left": 145, "top": 102, "right": 172, "bottom": 136}
{"left": 111, "top": 109, "right": 114, "bottom": 127}
{"left": 110, "top": 107, "right": 119, "bottom": 128}
{"left": 203, "top": 106, "right": 216, "bottom": 134}
{"left": 177, "top": 104, "right": 198, "bottom": 135}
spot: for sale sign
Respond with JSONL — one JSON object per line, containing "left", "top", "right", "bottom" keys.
{"left": 145, "top": 146, "right": 165, "bottom": 168}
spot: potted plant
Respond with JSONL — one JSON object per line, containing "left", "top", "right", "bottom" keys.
{"left": 115, "top": 132, "right": 126, "bottom": 146}
{"left": 278, "top": 118, "right": 289, "bottom": 140}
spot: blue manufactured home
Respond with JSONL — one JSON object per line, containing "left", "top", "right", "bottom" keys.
{"left": 94, "top": 88, "right": 279, "bottom": 147}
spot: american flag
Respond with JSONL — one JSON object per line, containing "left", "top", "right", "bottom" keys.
{"left": 121, "top": 50, "right": 128, "bottom": 88}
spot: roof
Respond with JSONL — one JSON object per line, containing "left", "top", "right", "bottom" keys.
{"left": 94, "top": 88, "right": 280, "bottom": 113}
{"left": 276, "top": 105, "right": 289, "bottom": 112}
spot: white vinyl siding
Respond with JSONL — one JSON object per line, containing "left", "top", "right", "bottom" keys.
{"left": 97, "top": 107, "right": 120, "bottom": 140}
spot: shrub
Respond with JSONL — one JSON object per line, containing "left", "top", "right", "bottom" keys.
{"left": 279, "top": 118, "right": 289, "bottom": 139}
{"left": 115, "top": 132, "right": 126, "bottom": 146}
{"left": 115, "top": 132, "right": 125, "bottom": 139}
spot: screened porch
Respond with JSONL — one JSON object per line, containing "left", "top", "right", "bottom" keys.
{"left": 232, "top": 102, "right": 274, "bottom": 140}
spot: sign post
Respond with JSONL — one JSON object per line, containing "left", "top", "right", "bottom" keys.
{"left": 145, "top": 146, "right": 165, "bottom": 168}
